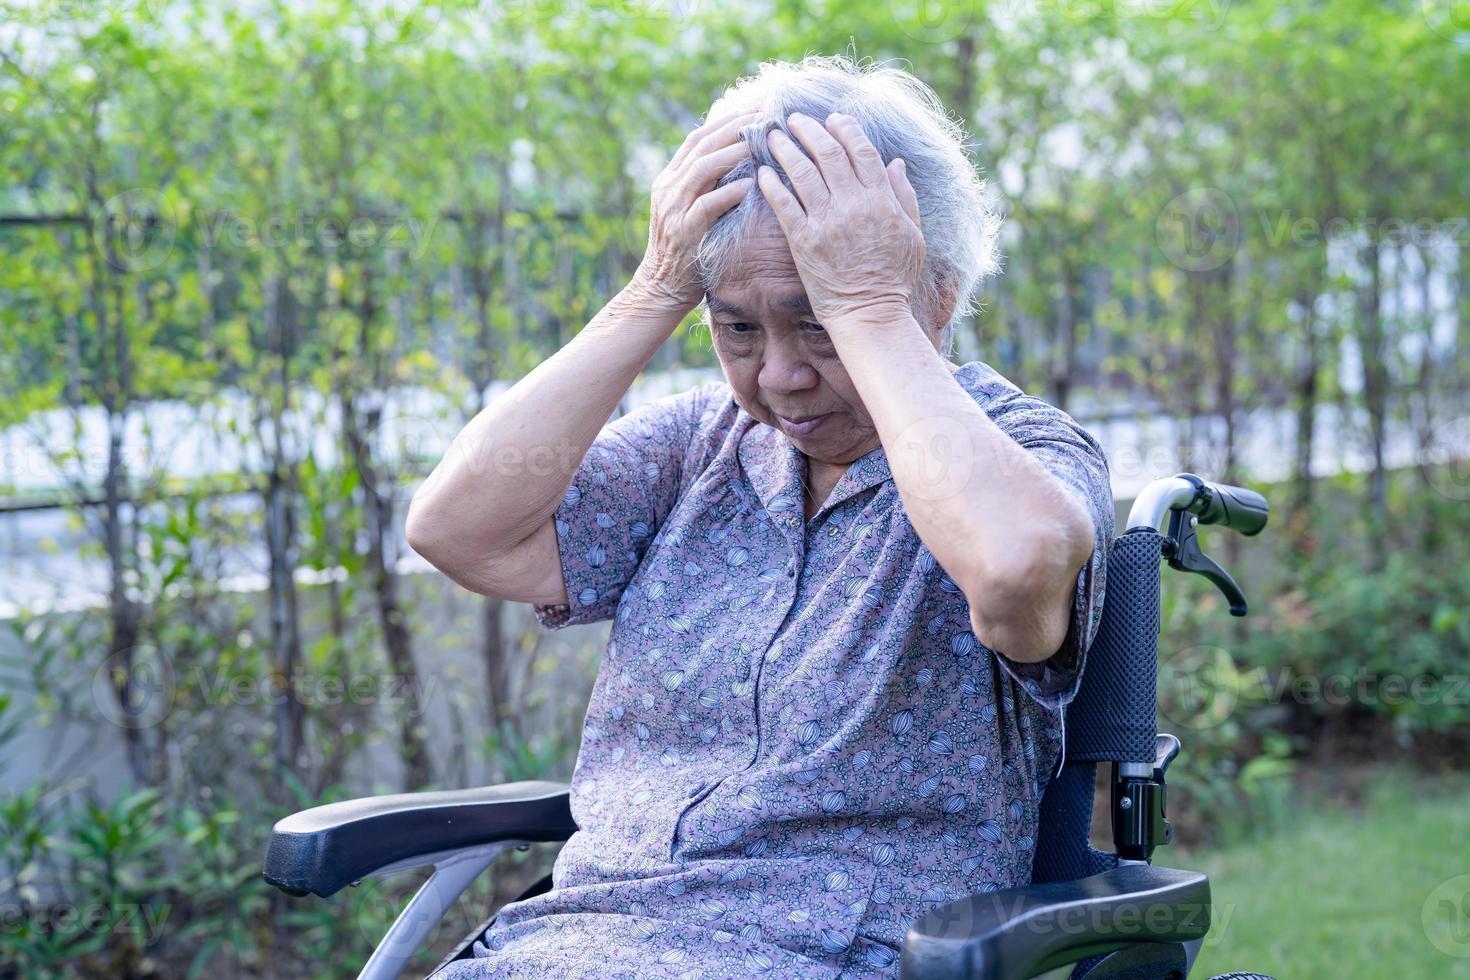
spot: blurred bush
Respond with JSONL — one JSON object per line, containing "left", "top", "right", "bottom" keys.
{"left": 1159, "top": 472, "right": 1470, "bottom": 847}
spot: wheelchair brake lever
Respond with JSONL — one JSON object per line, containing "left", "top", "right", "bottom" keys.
{"left": 1154, "top": 733, "right": 1181, "bottom": 778}
{"left": 1163, "top": 508, "right": 1249, "bottom": 616}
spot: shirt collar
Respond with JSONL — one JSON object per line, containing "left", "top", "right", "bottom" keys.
{"left": 736, "top": 413, "right": 893, "bottom": 525}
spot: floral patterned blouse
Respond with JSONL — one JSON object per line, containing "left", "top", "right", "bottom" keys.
{"left": 434, "top": 359, "right": 1114, "bottom": 979}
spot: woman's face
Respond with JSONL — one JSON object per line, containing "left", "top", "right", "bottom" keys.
{"left": 706, "top": 210, "right": 943, "bottom": 468}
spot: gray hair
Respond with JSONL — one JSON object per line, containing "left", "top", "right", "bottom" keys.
{"left": 697, "top": 55, "right": 1002, "bottom": 358}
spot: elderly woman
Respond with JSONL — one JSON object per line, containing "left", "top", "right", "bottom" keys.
{"left": 409, "top": 55, "right": 1113, "bottom": 980}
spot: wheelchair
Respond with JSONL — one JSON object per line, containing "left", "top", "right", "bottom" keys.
{"left": 263, "top": 473, "right": 1279, "bottom": 980}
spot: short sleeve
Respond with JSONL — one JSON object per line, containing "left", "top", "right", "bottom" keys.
{"left": 532, "top": 381, "right": 722, "bottom": 630}
{"left": 962, "top": 367, "right": 1115, "bottom": 712}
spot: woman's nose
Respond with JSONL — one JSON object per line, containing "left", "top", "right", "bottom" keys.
{"left": 758, "top": 345, "right": 819, "bottom": 393}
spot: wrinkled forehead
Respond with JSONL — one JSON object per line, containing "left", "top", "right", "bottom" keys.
{"left": 706, "top": 211, "right": 799, "bottom": 296}
{"left": 706, "top": 290, "right": 813, "bottom": 320}
{"left": 706, "top": 244, "right": 812, "bottom": 320}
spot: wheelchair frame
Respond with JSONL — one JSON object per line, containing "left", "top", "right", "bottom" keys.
{"left": 263, "top": 473, "right": 1271, "bottom": 980}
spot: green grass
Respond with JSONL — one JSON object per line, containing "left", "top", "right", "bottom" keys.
{"left": 1183, "top": 769, "right": 1470, "bottom": 979}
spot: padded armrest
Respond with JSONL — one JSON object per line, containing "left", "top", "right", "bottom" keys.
{"left": 263, "top": 779, "right": 576, "bottom": 898}
{"left": 900, "top": 864, "right": 1210, "bottom": 980}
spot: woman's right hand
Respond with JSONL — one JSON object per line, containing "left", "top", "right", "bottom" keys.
{"left": 629, "top": 107, "right": 760, "bottom": 315}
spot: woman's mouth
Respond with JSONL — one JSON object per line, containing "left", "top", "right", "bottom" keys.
{"left": 776, "top": 413, "right": 831, "bottom": 437}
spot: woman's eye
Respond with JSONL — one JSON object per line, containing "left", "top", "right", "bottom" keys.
{"left": 723, "top": 322, "right": 753, "bottom": 335}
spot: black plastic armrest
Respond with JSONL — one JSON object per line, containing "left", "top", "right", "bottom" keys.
{"left": 900, "top": 864, "right": 1211, "bottom": 980}
{"left": 263, "top": 779, "right": 576, "bottom": 899}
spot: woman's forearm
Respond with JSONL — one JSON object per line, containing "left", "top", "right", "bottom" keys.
{"left": 408, "top": 102, "right": 756, "bottom": 575}
{"left": 405, "top": 282, "right": 688, "bottom": 565}
{"left": 823, "top": 305, "right": 1097, "bottom": 663}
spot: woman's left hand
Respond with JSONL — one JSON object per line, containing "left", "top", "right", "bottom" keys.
{"left": 757, "top": 111, "right": 925, "bottom": 328}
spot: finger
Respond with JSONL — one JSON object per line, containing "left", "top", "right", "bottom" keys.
{"left": 672, "top": 107, "right": 761, "bottom": 169}
{"left": 672, "top": 141, "right": 751, "bottom": 210}
{"left": 765, "top": 127, "right": 830, "bottom": 214}
{"left": 888, "top": 158, "right": 922, "bottom": 229}
{"left": 677, "top": 105, "right": 754, "bottom": 156}
{"left": 785, "top": 111, "right": 861, "bottom": 197}
{"left": 756, "top": 164, "right": 806, "bottom": 235}
{"left": 690, "top": 177, "right": 754, "bottom": 228}
{"left": 824, "top": 112, "right": 887, "bottom": 189}
{"left": 687, "top": 111, "right": 760, "bottom": 165}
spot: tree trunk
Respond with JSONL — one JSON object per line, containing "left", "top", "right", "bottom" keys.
{"left": 1052, "top": 252, "right": 1081, "bottom": 413}
{"left": 88, "top": 179, "right": 151, "bottom": 787}
{"left": 345, "top": 261, "right": 433, "bottom": 790}
{"left": 480, "top": 596, "right": 514, "bottom": 738}
{"left": 1411, "top": 244, "right": 1439, "bottom": 550}
{"left": 1358, "top": 236, "right": 1388, "bottom": 565}
{"left": 259, "top": 274, "right": 306, "bottom": 781}
{"left": 1290, "top": 273, "right": 1321, "bottom": 562}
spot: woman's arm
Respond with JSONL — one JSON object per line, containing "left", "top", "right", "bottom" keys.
{"left": 406, "top": 105, "right": 758, "bottom": 597}
{"left": 824, "top": 314, "right": 1099, "bottom": 666}
{"left": 756, "top": 111, "right": 1100, "bottom": 665}
{"left": 404, "top": 285, "right": 684, "bottom": 596}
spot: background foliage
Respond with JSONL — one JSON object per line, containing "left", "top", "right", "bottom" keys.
{"left": 1, "top": 0, "right": 1467, "bottom": 976}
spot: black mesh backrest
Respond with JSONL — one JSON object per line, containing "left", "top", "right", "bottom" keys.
{"left": 1030, "top": 528, "right": 1164, "bottom": 888}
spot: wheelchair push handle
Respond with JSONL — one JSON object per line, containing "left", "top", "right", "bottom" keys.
{"left": 1126, "top": 473, "right": 1271, "bottom": 617}
{"left": 1126, "top": 473, "right": 1270, "bottom": 536}
{"left": 1192, "top": 479, "right": 1269, "bottom": 536}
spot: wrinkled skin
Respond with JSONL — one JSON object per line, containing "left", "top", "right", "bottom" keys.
{"left": 756, "top": 111, "right": 926, "bottom": 327}
{"left": 638, "top": 107, "right": 956, "bottom": 513}
{"left": 633, "top": 107, "right": 760, "bottom": 313}
{"left": 706, "top": 208, "right": 956, "bottom": 511}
